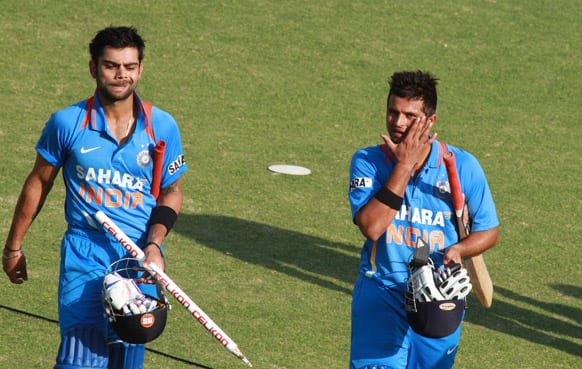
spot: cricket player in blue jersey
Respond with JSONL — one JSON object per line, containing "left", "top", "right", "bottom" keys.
{"left": 3, "top": 26, "right": 187, "bottom": 369}
{"left": 348, "top": 71, "right": 499, "bottom": 369}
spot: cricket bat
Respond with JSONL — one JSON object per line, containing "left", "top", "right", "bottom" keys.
{"left": 443, "top": 147, "right": 493, "bottom": 308}
{"left": 95, "top": 211, "right": 253, "bottom": 367}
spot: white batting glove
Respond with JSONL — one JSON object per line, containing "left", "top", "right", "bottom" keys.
{"left": 122, "top": 296, "right": 158, "bottom": 315}
{"left": 437, "top": 264, "right": 472, "bottom": 300}
{"left": 104, "top": 272, "right": 147, "bottom": 313}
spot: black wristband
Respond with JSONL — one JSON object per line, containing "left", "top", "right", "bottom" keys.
{"left": 143, "top": 241, "right": 164, "bottom": 257}
{"left": 148, "top": 206, "right": 178, "bottom": 234}
{"left": 144, "top": 241, "right": 161, "bottom": 251}
{"left": 374, "top": 187, "right": 403, "bottom": 210}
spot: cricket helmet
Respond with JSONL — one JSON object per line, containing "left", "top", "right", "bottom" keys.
{"left": 405, "top": 295, "right": 465, "bottom": 338}
{"left": 102, "top": 259, "right": 170, "bottom": 344}
{"left": 404, "top": 239, "right": 467, "bottom": 338}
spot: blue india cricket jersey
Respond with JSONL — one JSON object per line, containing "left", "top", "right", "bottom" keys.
{"left": 36, "top": 92, "right": 188, "bottom": 242}
{"left": 348, "top": 140, "right": 498, "bottom": 290}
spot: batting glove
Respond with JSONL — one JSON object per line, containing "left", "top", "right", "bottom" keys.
{"left": 437, "top": 264, "right": 472, "bottom": 300}
{"left": 104, "top": 272, "right": 155, "bottom": 315}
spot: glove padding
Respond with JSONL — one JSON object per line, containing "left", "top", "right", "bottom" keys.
{"left": 104, "top": 272, "right": 157, "bottom": 315}
{"left": 410, "top": 263, "right": 445, "bottom": 302}
{"left": 3, "top": 250, "right": 28, "bottom": 284}
{"left": 409, "top": 262, "right": 472, "bottom": 302}
{"left": 436, "top": 264, "right": 472, "bottom": 300}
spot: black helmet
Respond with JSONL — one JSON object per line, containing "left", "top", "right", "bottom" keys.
{"left": 405, "top": 295, "right": 465, "bottom": 338}
{"left": 103, "top": 258, "right": 170, "bottom": 344}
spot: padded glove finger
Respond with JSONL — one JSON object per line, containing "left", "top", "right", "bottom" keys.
{"left": 410, "top": 264, "right": 446, "bottom": 302}
{"left": 436, "top": 263, "right": 461, "bottom": 286}
{"left": 439, "top": 267, "right": 472, "bottom": 300}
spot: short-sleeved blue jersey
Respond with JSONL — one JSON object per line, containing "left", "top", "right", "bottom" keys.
{"left": 348, "top": 140, "right": 498, "bottom": 290}
{"left": 36, "top": 92, "right": 188, "bottom": 242}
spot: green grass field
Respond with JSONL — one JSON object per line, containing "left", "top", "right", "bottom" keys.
{"left": 1, "top": 1, "right": 580, "bottom": 368}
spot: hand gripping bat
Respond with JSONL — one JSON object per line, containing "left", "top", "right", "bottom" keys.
{"left": 94, "top": 211, "right": 253, "bottom": 367}
{"left": 443, "top": 148, "right": 494, "bottom": 308}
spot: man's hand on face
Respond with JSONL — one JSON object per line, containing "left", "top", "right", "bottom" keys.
{"left": 382, "top": 116, "right": 437, "bottom": 170}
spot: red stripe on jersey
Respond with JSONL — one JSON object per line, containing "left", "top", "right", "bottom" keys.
{"left": 139, "top": 99, "right": 155, "bottom": 141}
{"left": 81, "top": 96, "right": 95, "bottom": 129}
{"left": 380, "top": 144, "right": 393, "bottom": 164}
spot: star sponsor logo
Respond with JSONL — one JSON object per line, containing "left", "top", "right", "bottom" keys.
{"left": 80, "top": 146, "right": 101, "bottom": 154}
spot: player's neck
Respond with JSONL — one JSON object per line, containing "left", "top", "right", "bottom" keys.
{"left": 101, "top": 97, "right": 136, "bottom": 144}
{"left": 101, "top": 95, "right": 134, "bottom": 122}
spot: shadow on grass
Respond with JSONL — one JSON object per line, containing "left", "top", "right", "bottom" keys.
{"left": 0, "top": 304, "right": 214, "bottom": 368}
{"left": 464, "top": 284, "right": 581, "bottom": 357}
{"left": 174, "top": 215, "right": 582, "bottom": 357}
{"left": 173, "top": 213, "right": 359, "bottom": 294}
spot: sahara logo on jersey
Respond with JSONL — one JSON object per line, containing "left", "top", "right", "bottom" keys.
{"left": 395, "top": 205, "right": 446, "bottom": 227}
{"left": 76, "top": 166, "right": 146, "bottom": 190}
{"left": 349, "top": 177, "right": 372, "bottom": 192}
{"left": 387, "top": 205, "right": 449, "bottom": 250}
{"left": 75, "top": 165, "right": 147, "bottom": 209}
{"left": 168, "top": 154, "right": 185, "bottom": 174}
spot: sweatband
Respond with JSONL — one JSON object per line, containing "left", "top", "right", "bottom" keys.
{"left": 144, "top": 241, "right": 161, "bottom": 251}
{"left": 374, "top": 187, "right": 403, "bottom": 210}
{"left": 148, "top": 206, "right": 178, "bottom": 234}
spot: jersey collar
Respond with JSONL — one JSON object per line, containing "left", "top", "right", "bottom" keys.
{"left": 82, "top": 91, "right": 152, "bottom": 135}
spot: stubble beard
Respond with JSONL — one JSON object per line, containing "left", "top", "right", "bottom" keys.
{"left": 97, "top": 83, "right": 136, "bottom": 104}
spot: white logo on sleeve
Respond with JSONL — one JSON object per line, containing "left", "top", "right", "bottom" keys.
{"left": 349, "top": 177, "right": 372, "bottom": 191}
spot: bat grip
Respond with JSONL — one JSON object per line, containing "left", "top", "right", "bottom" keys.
{"left": 443, "top": 151, "right": 464, "bottom": 212}
{"left": 151, "top": 140, "right": 166, "bottom": 200}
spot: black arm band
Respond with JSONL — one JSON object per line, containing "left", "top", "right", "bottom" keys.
{"left": 144, "top": 241, "right": 161, "bottom": 251}
{"left": 148, "top": 206, "right": 178, "bottom": 234}
{"left": 374, "top": 187, "right": 403, "bottom": 210}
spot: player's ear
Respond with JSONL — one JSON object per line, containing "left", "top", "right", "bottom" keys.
{"left": 89, "top": 60, "right": 97, "bottom": 78}
{"left": 428, "top": 114, "right": 437, "bottom": 125}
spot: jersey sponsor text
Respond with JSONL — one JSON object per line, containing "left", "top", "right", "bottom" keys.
{"left": 386, "top": 224, "right": 445, "bottom": 250}
{"left": 168, "top": 154, "right": 185, "bottom": 174}
{"left": 350, "top": 177, "right": 372, "bottom": 191}
{"left": 395, "top": 205, "right": 446, "bottom": 227}
{"left": 389, "top": 205, "right": 448, "bottom": 250}
{"left": 76, "top": 165, "right": 146, "bottom": 191}
{"left": 79, "top": 183, "right": 144, "bottom": 209}
{"left": 76, "top": 165, "right": 146, "bottom": 209}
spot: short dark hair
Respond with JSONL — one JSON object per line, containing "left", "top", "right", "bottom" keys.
{"left": 388, "top": 71, "right": 439, "bottom": 116}
{"left": 89, "top": 26, "right": 145, "bottom": 64}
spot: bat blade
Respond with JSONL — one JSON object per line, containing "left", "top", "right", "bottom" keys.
{"left": 463, "top": 254, "right": 493, "bottom": 308}
{"left": 443, "top": 148, "right": 494, "bottom": 308}
{"left": 94, "top": 211, "right": 253, "bottom": 366}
